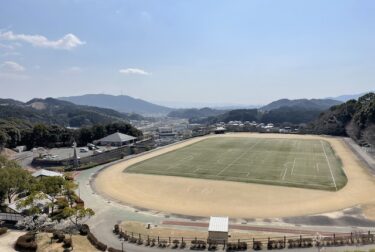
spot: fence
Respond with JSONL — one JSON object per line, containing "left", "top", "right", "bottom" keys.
{"left": 113, "top": 225, "right": 375, "bottom": 250}
{"left": 0, "top": 212, "right": 24, "bottom": 222}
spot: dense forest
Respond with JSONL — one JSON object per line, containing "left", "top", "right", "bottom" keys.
{"left": 0, "top": 97, "right": 143, "bottom": 127}
{"left": 0, "top": 121, "right": 143, "bottom": 150}
{"left": 190, "top": 107, "right": 324, "bottom": 125}
{"left": 305, "top": 93, "right": 375, "bottom": 145}
{"left": 0, "top": 97, "right": 144, "bottom": 149}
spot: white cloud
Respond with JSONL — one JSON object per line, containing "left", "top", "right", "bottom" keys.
{"left": 0, "top": 31, "right": 85, "bottom": 50}
{"left": 0, "top": 61, "right": 28, "bottom": 80}
{"left": 119, "top": 68, "right": 150, "bottom": 75}
{"left": 0, "top": 61, "right": 25, "bottom": 72}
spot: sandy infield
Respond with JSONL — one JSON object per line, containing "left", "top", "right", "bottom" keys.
{"left": 94, "top": 133, "right": 375, "bottom": 218}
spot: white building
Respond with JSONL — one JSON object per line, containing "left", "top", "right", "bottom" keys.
{"left": 208, "top": 216, "right": 229, "bottom": 243}
{"left": 94, "top": 132, "right": 137, "bottom": 147}
{"left": 32, "top": 169, "right": 63, "bottom": 179}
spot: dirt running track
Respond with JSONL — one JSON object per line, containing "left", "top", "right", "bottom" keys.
{"left": 94, "top": 133, "right": 375, "bottom": 219}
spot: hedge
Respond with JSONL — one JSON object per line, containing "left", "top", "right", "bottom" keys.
{"left": 15, "top": 233, "right": 37, "bottom": 252}
{"left": 108, "top": 247, "right": 124, "bottom": 252}
{"left": 79, "top": 224, "right": 90, "bottom": 236}
{"left": 0, "top": 227, "right": 8, "bottom": 236}
{"left": 87, "top": 231, "right": 107, "bottom": 251}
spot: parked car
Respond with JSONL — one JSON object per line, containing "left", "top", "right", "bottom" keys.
{"left": 80, "top": 148, "right": 89, "bottom": 153}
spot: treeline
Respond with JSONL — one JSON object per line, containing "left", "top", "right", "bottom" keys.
{"left": 168, "top": 107, "right": 226, "bottom": 119}
{"left": 190, "top": 107, "right": 323, "bottom": 125}
{"left": 306, "top": 93, "right": 375, "bottom": 146}
{"left": 0, "top": 121, "right": 143, "bottom": 150}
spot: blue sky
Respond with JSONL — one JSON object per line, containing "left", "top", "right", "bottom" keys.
{"left": 0, "top": 0, "right": 374, "bottom": 106}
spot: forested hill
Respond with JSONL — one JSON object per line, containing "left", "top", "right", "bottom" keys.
{"left": 59, "top": 94, "right": 173, "bottom": 116}
{"left": 167, "top": 107, "right": 226, "bottom": 119}
{"left": 0, "top": 97, "right": 144, "bottom": 149}
{"left": 261, "top": 98, "right": 342, "bottom": 111}
{"left": 0, "top": 97, "right": 142, "bottom": 127}
{"left": 306, "top": 93, "right": 375, "bottom": 146}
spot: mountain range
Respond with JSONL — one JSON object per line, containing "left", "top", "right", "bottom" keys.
{"left": 0, "top": 97, "right": 141, "bottom": 128}
{"left": 59, "top": 94, "right": 172, "bottom": 116}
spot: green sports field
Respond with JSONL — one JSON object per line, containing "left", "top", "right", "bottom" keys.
{"left": 126, "top": 137, "right": 347, "bottom": 191}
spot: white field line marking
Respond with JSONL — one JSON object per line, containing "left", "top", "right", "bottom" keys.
{"left": 316, "top": 163, "right": 319, "bottom": 173}
{"left": 282, "top": 163, "right": 289, "bottom": 180}
{"left": 290, "top": 158, "right": 296, "bottom": 176}
{"left": 217, "top": 140, "right": 260, "bottom": 176}
{"left": 320, "top": 140, "right": 337, "bottom": 191}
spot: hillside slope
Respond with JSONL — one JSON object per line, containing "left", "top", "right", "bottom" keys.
{"left": 261, "top": 98, "right": 341, "bottom": 111}
{"left": 167, "top": 107, "right": 226, "bottom": 119}
{"left": 59, "top": 94, "right": 172, "bottom": 116}
{"left": 307, "top": 93, "right": 375, "bottom": 146}
{"left": 0, "top": 97, "right": 141, "bottom": 127}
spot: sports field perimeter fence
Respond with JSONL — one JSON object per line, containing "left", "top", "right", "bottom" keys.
{"left": 113, "top": 225, "right": 375, "bottom": 250}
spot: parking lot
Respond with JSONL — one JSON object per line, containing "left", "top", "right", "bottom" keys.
{"left": 38, "top": 146, "right": 118, "bottom": 161}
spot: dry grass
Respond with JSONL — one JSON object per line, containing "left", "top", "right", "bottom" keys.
{"left": 36, "top": 233, "right": 99, "bottom": 252}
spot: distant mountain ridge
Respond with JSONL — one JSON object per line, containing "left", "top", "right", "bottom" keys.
{"left": 326, "top": 92, "right": 371, "bottom": 102}
{"left": 261, "top": 98, "right": 342, "bottom": 111}
{"left": 167, "top": 107, "right": 226, "bottom": 119}
{"left": 59, "top": 94, "right": 173, "bottom": 116}
{"left": 0, "top": 97, "right": 141, "bottom": 127}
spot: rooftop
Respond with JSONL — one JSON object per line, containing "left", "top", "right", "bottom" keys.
{"left": 208, "top": 216, "right": 229, "bottom": 232}
{"left": 97, "top": 132, "right": 136, "bottom": 143}
{"left": 32, "top": 169, "right": 63, "bottom": 178}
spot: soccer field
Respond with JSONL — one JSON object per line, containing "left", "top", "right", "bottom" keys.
{"left": 126, "top": 137, "right": 347, "bottom": 191}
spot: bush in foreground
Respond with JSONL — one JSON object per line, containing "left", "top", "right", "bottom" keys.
{"left": 15, "top": 233, "right": 37, "bottom": 252}
{"left": 0, "top": 227, "right": 8, "bottom": 236}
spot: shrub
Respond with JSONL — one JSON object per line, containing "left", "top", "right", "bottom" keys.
{"left": 87, "top": 231, "right": 107, "bottom": 251}
{"left": 0, "top": 227, "right": 8, "bottom": 236}
{"left": 180, "top": 241, "right": 186, "bottom": 248}
{"left": 108, "top": 247, "right": 123, "bottom": 252}
{"left": 113, "top": 224, "right": 119, "bottom": 234}
{"left": 52, "top": 230, "right": 65, "bottom": 242}
{"left": 79, "top": 224, "right": 90, "bottom": 235}
{"left": 172, "top": 239, "right": 179, "bottom": 249}
{"left": 253, "top": 240, "right": 262, "bottom": 250}
{"left": 63, "top": 238, "right": 72, "bottom": 248}
{"left": 15, "top": 233, "right": 37, "bottom": 252}
{"left": 96, "top": 241, "right": 107, "bottom": 251}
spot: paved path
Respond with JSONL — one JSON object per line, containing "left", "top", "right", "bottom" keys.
{"left": 0, "top": 230, "right": 25, "bottom": 252}
{"left": 76, "top": 162, "right": 166, "bottom": 251}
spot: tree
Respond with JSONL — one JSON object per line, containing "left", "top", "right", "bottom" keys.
{"left": 17, "top": 192, "right": 48, "bottom": 215}
{"left": 38, "top": 176, "right": 66, "bottom": 214}
{"left": 63, "top": 206, "right": 94, "bottom": 228}
{"left": 0, "top": 130, "right": 9, "bottom": 150}
{"left": 62, "top": 180, "right": 78, "bottom": 208}
{"left": 32, "top": 124, "right": 49, "bottom": 147}
{"left": 0, "top": 165, "right": 34, "bottom": 203}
